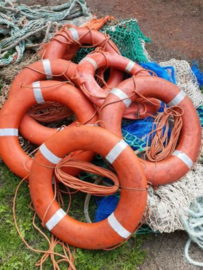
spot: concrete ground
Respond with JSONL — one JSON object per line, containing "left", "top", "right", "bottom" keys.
{"left": 20, "top": 0, "right": 203, "bottom": 65}
{"left": 16, "top": 0, "right": 203, "bottom": 269}
{"left": 138, "top": 231, "right": 202, "bottom": 270}
{"left": 86, "top": 0, "right": 203, "bottom": 65}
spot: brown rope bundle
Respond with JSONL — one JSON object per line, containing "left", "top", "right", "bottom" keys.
{"left": 145, "top": 106, "right": 184, "bottom": 162}
{"left": 55, "top": 159, "right": 119, "bottom": 196}
{"left": 28, "top": 102, "right": 73, "bottom": 123}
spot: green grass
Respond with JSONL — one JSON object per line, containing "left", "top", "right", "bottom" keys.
{"left": 0, "top": 162, "right": 147, "bottom": 270}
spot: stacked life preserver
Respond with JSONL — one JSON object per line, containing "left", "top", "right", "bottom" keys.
{"left": 0, "top": 23, "right": 201, "bottom": 252}
{"left": 9, "top": 59, "right": 77, "bottom": 145}
{"left": 0, "top": 80, "right": 97, "bottom": 178}
{"left": 42, "top": 25, "right": 160, "bottom": 119}
{"left": 76, "top": 51, "right": 161, "bottom": 118}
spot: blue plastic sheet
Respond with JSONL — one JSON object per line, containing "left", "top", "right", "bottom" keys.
{"left": 139, "top": 62, "right": 176, "bottom": 84}
{"left": 95, "top": 195, "right": 119, "bottom": 222}
{"left": 191, "top": 61, "right": 203, "bottom": 88}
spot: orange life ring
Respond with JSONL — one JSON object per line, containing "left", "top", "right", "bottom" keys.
{"left": 76, "top": 51, "right": 160, "bottom": 119}
{"left": 99, "top": 76, "right": 202, "bottom": 186}
{"left": 43, "top": 26, "right": 124, "bottom": 92}
{"left": 29, "top": 125, "right": 147, "bottom": 249}
{"left": 0, "top": 81, "right": 97, "bottom": 178}
{"left": 8, "top": 59, "right": 77, "bottom": 145}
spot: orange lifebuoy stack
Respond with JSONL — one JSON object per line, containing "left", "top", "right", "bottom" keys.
{"left": 0, "top": 20, "right": 201, "bottom": 258}
{"left": 41, "top": 25, "right": 160, "bottom": 119}
{"left": 76, "top": 52, "right": 160, "bottom": 119}
{"left": 0, "top": 81, "right": 97, "bottom": 178}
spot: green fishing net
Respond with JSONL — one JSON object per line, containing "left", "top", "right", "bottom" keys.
{"left": 197, "top": 106, "right": 203, "bottom": 127}
{"left": 73, "top": 19, "right": 151, "bottom": 63}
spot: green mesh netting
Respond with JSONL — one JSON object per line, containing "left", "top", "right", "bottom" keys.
{"left": 122, "top": 129, "right": 145, "bottom": 151}
{"left": 73, "top": 19, "right": 150, "bottom": 64}
{"left": 135, "top": 224, "right": 158, "bottom": 235}
{"left": 197, "top": 106, "right": 203, "bottom": 127}
{"left": 73, "top": 47, "right": 95, "bottom": 63}
{"left": 102, "top": 19, "right": 151, "bottom": 62}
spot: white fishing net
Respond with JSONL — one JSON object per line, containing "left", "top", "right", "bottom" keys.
{"left": 134, "top": 55, "right": 203, "bottom": 233}
{"left": 159, "top": 59, "right": 203, "bottom": 108}
{"left": 145, "top": 131, "right": 203, "bottom": 233}
{"left": 141, "top": 40, "right": 153, "bottom": 62}
{"left": 180, "top": 196, "right": 203, "bottom": 267}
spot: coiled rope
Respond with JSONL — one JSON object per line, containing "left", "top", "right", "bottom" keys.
{"left": 180, "top": 196, "right": 203, "bottom": 267}
{"left": 0, "top": 0, "right": 90, "bottom": 67}
{"left": 145, "top": 106, "right": 183, "bottom": 162}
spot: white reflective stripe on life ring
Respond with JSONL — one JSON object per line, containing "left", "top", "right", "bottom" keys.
{"left": 125, "top": 60, "right": 135, "bottom": 73}
{"left": 167, "top": 90, "right": 186, "bottom": 106}
{"left": 39, "top": 143, "right": 61, "bottom": 164}
{"left": 0, "top": 128, "right": 18, "bottom": 136}
{"left": 83, "top": 57, "right": 98, "bottom": 71}
{"left": 106, "top": 139, "right": 128, "bottom": 164}
{"left": 46, "top": 208, "right": 66, "bottom": 231}
{"left": 42, "top": 59, "right": 53, "bottom": 79}
{"left": 85, "top": 123, "right": 99, "bottom": 127}
{"left": 108, "top": 212, "right": 131, "bottom": 239}
{"left": 69, "top": 27, "right": 79, "bottom": 41}
{"left": 32, "top": 81, "right": 44, "bottom": 104}
{"left": 110, "top": 88, "right": 132, "bottom": 108}
{"left": 172, "top": 150, "right": 193, "bottom": 169}
{"left": 57, "top": 126, "right": 65, "bottom": 131}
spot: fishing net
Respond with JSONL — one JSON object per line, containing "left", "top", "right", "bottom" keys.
{"left": 146, "top": 159, "right": 203, "bottom": 233}
{"left": 180, "top": 196, "right": 203, "bottom": 267}
{"left": 139, "top": 62, "right": 176, "bottom": 84}
{"left": 191, "top": 61, "right": 203, "bottom": 88}
{"left": 73, "top": 19, "right": 151, "bottom": 63}
{"left": 0, "top": 52, "right": 39, "bottom": 84}
{"left": 0, "top": 0, "right": 91, "bottom": 67}
{"left": 121, "top": 128, "right": 146, "bottom": 151}
{"left": 102, "top": 19, "right": 151, "bottom": 63}
{"left": 159, "top": 59, "right": 203, "bottom": 108}
{"left": 197, "top": 106, "right": 203, "bottom": 127}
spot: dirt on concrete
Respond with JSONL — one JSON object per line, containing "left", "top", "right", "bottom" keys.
{"left": 86, "top": 0, "right": 203, "bottom": 65}
{"left": 20, "top": 0, "right": 203, "bottom": 65}
{"left": 138, "top": 231, "right": 202, "bottom": 270}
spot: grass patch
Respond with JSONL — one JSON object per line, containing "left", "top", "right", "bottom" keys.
{"left": 0, "top": 162, "right": 147, "bottom": 270}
